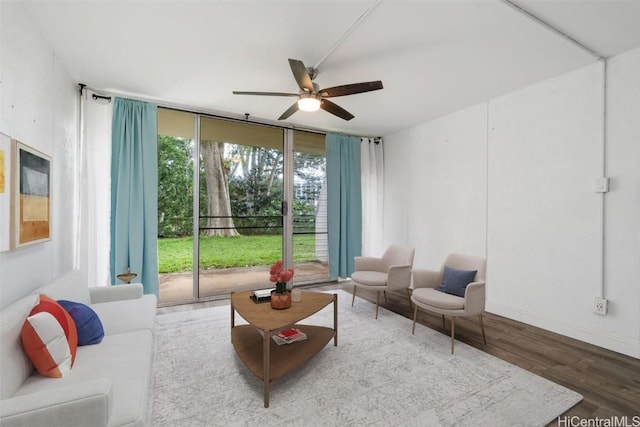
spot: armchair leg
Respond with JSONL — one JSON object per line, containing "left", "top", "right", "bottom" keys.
{"left": 412, "top": 305, "right": 418, "bottom": 334}
{"left": 383, "top": 290, "right": 387, "bottom": 302}
{"left": 406, "top": 288, "right": 413, "bottom": 309}
{"left": 450, "top": 317, "right": 456, "bottom": 354}
{"left": 375, "top": 291, "right": 380, "bottom": 319}
{"left": 351, "top": 286, "right": 356, "bottom": 307}
{"left": 478, "top": 314, "right": 487, "bottom": 345}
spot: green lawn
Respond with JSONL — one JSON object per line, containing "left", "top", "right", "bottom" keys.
{"left": 158, "top": 234, "right": 318, "bottom": 273}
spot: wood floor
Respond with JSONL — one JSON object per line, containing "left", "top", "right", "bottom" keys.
{"left": 157, "top": 281, "right": 640, "bottom": 426}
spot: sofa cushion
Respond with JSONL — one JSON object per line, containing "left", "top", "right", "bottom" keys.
{"left": 30, "top": 295, "right": 78, "bottom": 365}
{"left": 351, "top": 271, "right": 388, "bottom": 286}
{"left": 15, "top": 330, "right": 154, "bottom": 427}
{"left": 58, "top": 300, "right": 105, "bottom": 345}
{"left": 90, "top": 295, "right": 157, "bottom": 336}
{"left": 435, "top": 266, "right": 477, "bottom": 297}
{"left": 0, "top": 379, "right": 112, "bottom": 427}
{"left": 0, "top": 294, "right": 39, "bottom": 399}
{"left": 412, "top": 287, "right": 465, "bottom": 310}
{"left": 21, "top": 312, "right": 73, "bottom": 378}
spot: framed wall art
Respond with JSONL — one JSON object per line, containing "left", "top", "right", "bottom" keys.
{"left": 0, "top": 133, "right": 10, "bottom": 252}
{"left": 12, "top": 140, "right": 52, "bottom": 249}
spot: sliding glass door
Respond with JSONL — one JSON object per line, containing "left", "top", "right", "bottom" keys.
{"left": 156, "top": 109, "right": 196, "bottom": 304}
{"left": 292, "top": 130, "right": 329, "bottom": 284}
{"left": 157, "top": 108, "right": 329, "bottom": 304}
{"left": 197, "top": 116, "right": 285, "bottom": 297}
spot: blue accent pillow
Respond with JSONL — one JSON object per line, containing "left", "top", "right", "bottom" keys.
{"left": 435, "top": 266, "right": 477, "bottom": 297}
{"left": 57, "top": 300, "right": 104, "bottom": 345}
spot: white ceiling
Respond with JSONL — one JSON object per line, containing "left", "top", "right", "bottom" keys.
{"left": 19, "top": 0, "right": 640, "bottom": 137}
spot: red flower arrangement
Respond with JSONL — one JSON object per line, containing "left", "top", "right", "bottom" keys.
{"left": 269, "top": 260, "right": 294, "bottom": 294}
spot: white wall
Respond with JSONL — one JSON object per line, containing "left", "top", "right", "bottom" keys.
{"left": 384, "top": 104, "right": 487, "bottom": 269}
{"left": 382, "top": 130, "right": 409, "bottom": 247}
{"left": 0, "top": 2, "right": 78, "bottom": 308}
{"left": 487, "top": 63, "right": 608, "bottom": 346}
{"left": 384, "top": 48, "right": 640, "bottom": 358}
{"left": 603, "top": 50, "right": 640, "bottom": 354}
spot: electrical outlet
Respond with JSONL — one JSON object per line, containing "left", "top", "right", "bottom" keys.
{"left": 594, "top": 297, "right": 608, "bottom": 315}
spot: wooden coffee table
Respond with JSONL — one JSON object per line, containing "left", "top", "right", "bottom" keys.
{"left": 230, "top": 290, "right": 338, "bottom": 407}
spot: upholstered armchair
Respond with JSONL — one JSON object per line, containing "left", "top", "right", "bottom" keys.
{"left": 411, "top": 253, "right": 486, "bottom": 353}
{"left": 351, "top": 244, "right": 415, "bottom": 319}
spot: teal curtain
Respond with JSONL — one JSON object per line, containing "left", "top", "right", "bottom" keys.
{"left": 326, "top": 133, "right": 362, "bottom": 280}
{"left": 110, "top": 98, "right": 159, "bottom": 295}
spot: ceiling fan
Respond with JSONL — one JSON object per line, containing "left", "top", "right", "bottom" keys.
{"left": 233, "top": 58, "right": 383, "bottom": 121}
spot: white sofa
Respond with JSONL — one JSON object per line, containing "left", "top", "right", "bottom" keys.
{"left": 0, "top": 271, "right": 157, "bottom": 427}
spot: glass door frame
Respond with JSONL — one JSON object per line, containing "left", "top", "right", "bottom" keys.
{"left": 282, "top": 128, "right": 294, "bottom": 285}
{"left": 192, "top": 114, "right": 201, "bottom": 299}
{"left": 190, "top": 115, "right": 295, "bottom": 299}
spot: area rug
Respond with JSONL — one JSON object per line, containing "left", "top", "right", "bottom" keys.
{"left": 151, "top": 290, "right": 581, "bottom": 426}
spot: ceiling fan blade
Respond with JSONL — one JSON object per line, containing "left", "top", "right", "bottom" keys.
{"left": 278, "top": 102, "right": 300, "bottom": 120}
{"left": 320, "top": 99, "right": 354, "bottom": 121}
{"left": 320, "top": 81, "right": 383, "bottom": 98}
{"left": 288, "top": 59, "right": 314, "bottom": 93}
{"left": 232, "top": 91, "right": 299, "bottom": 97}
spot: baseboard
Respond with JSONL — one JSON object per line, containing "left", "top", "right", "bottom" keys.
{"left": 486, "top": 301, "right": 640, "bottom": 359}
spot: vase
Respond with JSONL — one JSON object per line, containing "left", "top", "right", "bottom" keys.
{"left": 270, "top": 290, "right": 291, "bottom": 309}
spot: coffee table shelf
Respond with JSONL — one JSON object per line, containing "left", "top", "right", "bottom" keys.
{"left": 231, "top": 325, "right": 335, "bottom": 380}
{"left": 230, "top": 291, "right": 337, "bottom": 407}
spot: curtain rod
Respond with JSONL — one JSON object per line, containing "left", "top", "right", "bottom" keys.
{"left": 79, "top": 83, "right": 112, "bottom": 102}
{"left": 92, "top": 93, "right": 112, "bottom": 102}
{"left": 77, "top": 83, "right": 381, "bottom": 140}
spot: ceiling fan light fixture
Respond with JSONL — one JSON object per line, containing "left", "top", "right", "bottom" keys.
{"left": 298, "top": 95, "right": 321, "bottom": 112}
{"left": 233, "top": 58, "right": 382, "bottom": 120}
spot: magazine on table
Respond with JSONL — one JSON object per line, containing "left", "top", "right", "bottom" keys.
{"left": 272, "top": 328, "right": 307, "bottom": 345}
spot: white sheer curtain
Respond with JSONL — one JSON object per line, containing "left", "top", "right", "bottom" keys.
{"left": 360, "top": 137, "right": 384, "bottom": 256}
{"left": 79, "top": 90, "right": 112, "bottom": 286}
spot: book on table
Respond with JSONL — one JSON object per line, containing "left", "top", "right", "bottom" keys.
{"left": 272, "top": 328, "right": 307, "bottom": 345}
{"left": 251, "top": 288, "right": 272, "bottom": 303}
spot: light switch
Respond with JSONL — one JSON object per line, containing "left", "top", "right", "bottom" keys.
{"left": 595, "top": 177, "right": 609, "bottom": 193}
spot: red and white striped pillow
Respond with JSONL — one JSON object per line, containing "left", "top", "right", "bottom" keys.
{"left": 21, "top": 312, "right": 72, "bottom": 378}
{"left": 20, "top": 294, "right": 78, "bottom": 378}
